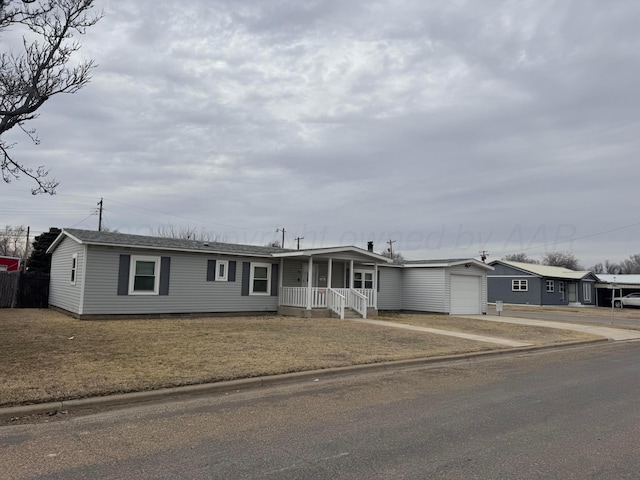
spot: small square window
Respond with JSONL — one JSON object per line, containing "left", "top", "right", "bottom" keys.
{"left": 353, "top": 270, "right": 374, "bottom": 289}
{"left": 512, "top": 279, "right": 528, "bottom": 291}
{"left": 546, "top": 280, "right": 554, "bottom": 292}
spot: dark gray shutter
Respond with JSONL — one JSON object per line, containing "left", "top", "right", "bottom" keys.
{"left": 117, "top": 254, "right": 130, "bottom": 295}
{"left": 159, "top": 257, "right": 171, "bottom": 295}
{"left": 271, "top": 263, "right": 279, "bottom": 296}
{"left": 241, "top": 262, "right": 250, "bottom": 296}
{"left": 207, "top": 260, "right": 216, "bottom": 281}
{"left": 346, "top": 268, "right": 350, "bottom": 288}
{"left": 228, "top": 261, "right": 236, "bottom": 282}
{"left": 377, "top": 269, "right": 380, "bottom": 292}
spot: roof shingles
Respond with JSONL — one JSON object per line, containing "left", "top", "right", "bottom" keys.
{"left": 62, "top": 228, "right": 292, "bottom": 257}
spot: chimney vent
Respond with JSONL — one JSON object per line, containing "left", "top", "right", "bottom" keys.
{"left": 367, "top": 241, "right": 374, "bottom": 252}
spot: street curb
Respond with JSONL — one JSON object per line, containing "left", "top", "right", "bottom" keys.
{"left": 0, "top": 339, "right": 609, "bottom": 423}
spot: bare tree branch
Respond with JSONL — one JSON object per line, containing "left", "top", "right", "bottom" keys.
{"left": 0, "top": 0, "right": 101, "bottom": 194}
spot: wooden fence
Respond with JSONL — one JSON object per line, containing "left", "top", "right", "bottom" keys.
{"left": 0, "top": 272, "right": 20, "bottom": 308}
{"left": 0, "top": 271, "right": 49, "bottom": 308}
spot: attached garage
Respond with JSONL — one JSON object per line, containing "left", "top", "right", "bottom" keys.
{"left": 384, "top": 259, "right": 492, "bottom": 315}
{"left": 450, "top": 274, "right": 482, "bottom": 315}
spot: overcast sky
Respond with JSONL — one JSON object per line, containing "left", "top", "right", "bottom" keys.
{"left": 2, "top": 0, "right": 639, "bottom": 267}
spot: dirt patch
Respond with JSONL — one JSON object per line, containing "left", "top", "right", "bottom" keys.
{"left": 0, "top": 309, "right": 507, "bottom": 407}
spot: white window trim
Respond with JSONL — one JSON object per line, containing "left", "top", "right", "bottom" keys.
{"left": 250, "top": 262, "right": 271, "bottom": 295}
{"left": 559, "top": 281, "right": 565, "bottom": 300}
{"left": 512, "top": 279, "right": 528, "bottom": 291}
{"left": 583, "top": 283, "right": 592, "bottom": 303}
{"left": 216, "top": 260, "right": 229, "bottom": 282}
{"left": 353, "top": 269, "right": 374, "bottom": 289}
{"left": 129, "top": 255, "right": 160, "bottom": 295}
{"left": 546, "top": 279, "right": 554, "bottom": 293}
{"left": 70, "top": 253, "right": 78, "bottom": 285}
{"left": 0, "top": 265, "right": 7, "bottom": 272}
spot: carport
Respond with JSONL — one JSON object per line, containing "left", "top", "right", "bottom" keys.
{"left": 594, "top": 274, "right": 640, "bottom": 307}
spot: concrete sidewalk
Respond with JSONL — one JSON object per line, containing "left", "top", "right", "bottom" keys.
{"left": 463, "top": 315, "right": 640, "bottom": 341}
{"left": 347, "top": 318, "right": 532, "bottom": 347}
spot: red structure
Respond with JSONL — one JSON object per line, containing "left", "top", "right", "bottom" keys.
{"left": 0, "top": 256, "right": 22, "bottom": 272}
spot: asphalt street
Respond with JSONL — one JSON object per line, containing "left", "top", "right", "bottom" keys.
{"left": 2, "top": 341, "right": 640, "bottom": 479}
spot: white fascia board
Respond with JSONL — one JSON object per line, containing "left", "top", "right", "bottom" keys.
{"left": 272, "top": 246, "right": 392, "bottom": 263}
{"left": 406, "top": 260, "right": 494, "bottom": 270}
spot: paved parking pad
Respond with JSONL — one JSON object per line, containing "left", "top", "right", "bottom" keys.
{"left": 348, "top": 318, "right": 533, "bottom": 347}
{"left": 464, "top": 315, "right": 640, "bottom": 341}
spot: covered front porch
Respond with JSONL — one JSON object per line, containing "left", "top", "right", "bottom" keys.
{"left": 272, "top": 246, "right": 392, "bottom": 319}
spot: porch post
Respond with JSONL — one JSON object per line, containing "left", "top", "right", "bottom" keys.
{"left": 349, "top": 260, "right": 354, "bottom": 289}
{"left": 306, "top": 256, "right": 313, "bottom": 310}
{"left": 278, "top": 258, "right": 283, "bottom": 306}
{"left": 327, "top": 258, "right": 333, "bottom": 289}
{"left": 373, "top": 262, "right": 378, "bottom": 309}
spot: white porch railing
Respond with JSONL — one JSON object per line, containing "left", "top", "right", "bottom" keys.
{"left": 280, "top": 287, "right": 326, "bottom": 308}
{"left": 331, "top": 288, "right": 375, "bottom": 308}
{"left": 347, "top": 289, "right": 368, "bottom": 319}
{"left": 327, "top": 288, "right": 346, "bottom": 319}
{"left": 280, "top": 287, "right": 373, "bottom": 319}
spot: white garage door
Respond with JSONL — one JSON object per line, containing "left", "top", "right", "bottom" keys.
{"left": 450, "top": 275, "right": 482, "bottom": 315}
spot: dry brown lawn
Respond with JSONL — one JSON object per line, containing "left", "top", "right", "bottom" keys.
{"left": 0, "top": 309, "right": 599, "bottom": 407}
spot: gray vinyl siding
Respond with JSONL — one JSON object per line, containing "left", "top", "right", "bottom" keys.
{"left": 378, "top": 267, "right": 402, "bottom": 310}
{"left": 402, "top": 268, "right": 446, "bottom": 312}
{"left": 81, "top": 246, "right": 278, "bottom": 315}
{"left": 487, "top": 275, "right": 540, "bottom": 304}
{"left": 49, "top": 237, "right": 85, "bottom": 314}
{"left": 487, "top": 263, "right": 541, "bottom": 305}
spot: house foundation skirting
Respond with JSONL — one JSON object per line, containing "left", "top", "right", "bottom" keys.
{"left": 48, "top": 305, "right": 278, "bottom": 320}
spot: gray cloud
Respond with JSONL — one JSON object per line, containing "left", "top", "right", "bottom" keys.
{"left": 2, "top": 0, "right": 640, "bottom": 267}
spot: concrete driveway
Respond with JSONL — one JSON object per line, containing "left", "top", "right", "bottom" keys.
{"left": 487, "top": 306, "right": 640, "bottom": 328}
{"left": 464, "top": 315, "right": 640, "bottom": 341}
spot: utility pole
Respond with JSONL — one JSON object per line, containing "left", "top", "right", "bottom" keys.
{"left": 479, "top": 250, "right": 489, "bottom": 263}
{"left": 295, "top": 236, "right": 304, "bottom": 250}
{"left": 97, "top": 198, "right": 103, "bottom": 232}
{"left": 387, "top": 239, "right": 396, "bottom": 257}
{"left": 276, "top": 227, "right": 285, "bottom": 248}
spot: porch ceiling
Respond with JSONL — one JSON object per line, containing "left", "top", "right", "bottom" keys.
{"left": 272, "top": 246, "right": 392, "bottom": 263}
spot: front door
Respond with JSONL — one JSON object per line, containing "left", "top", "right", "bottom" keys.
{"left": 567, "top": 283, "right": 577, "bottom": 303}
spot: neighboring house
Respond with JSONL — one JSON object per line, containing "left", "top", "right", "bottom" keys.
{"left": 487, "top": 260, "right": 598, "bottom": 306}
{"left": 379, "top": 259, "right": 492, "bottom": 315}
{"left": 46, "top": 229, "right": 492, "bottom": 319}
{"left": 593, "top": 275, "right": 640, "bottom": 307}
{"left": 0, "top": 256, "right": 22, "bottom": 272}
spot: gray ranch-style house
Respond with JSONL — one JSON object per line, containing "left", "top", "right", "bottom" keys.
{"left": 487, "top": 260, "right": 598, "bottom": 306}
{"left": 47, "top": 229, "right": 492, "bottom": 319}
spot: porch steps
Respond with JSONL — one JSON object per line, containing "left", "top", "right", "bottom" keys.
{"left": 342, "top": 308, "right": 364, "bottom": 319}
